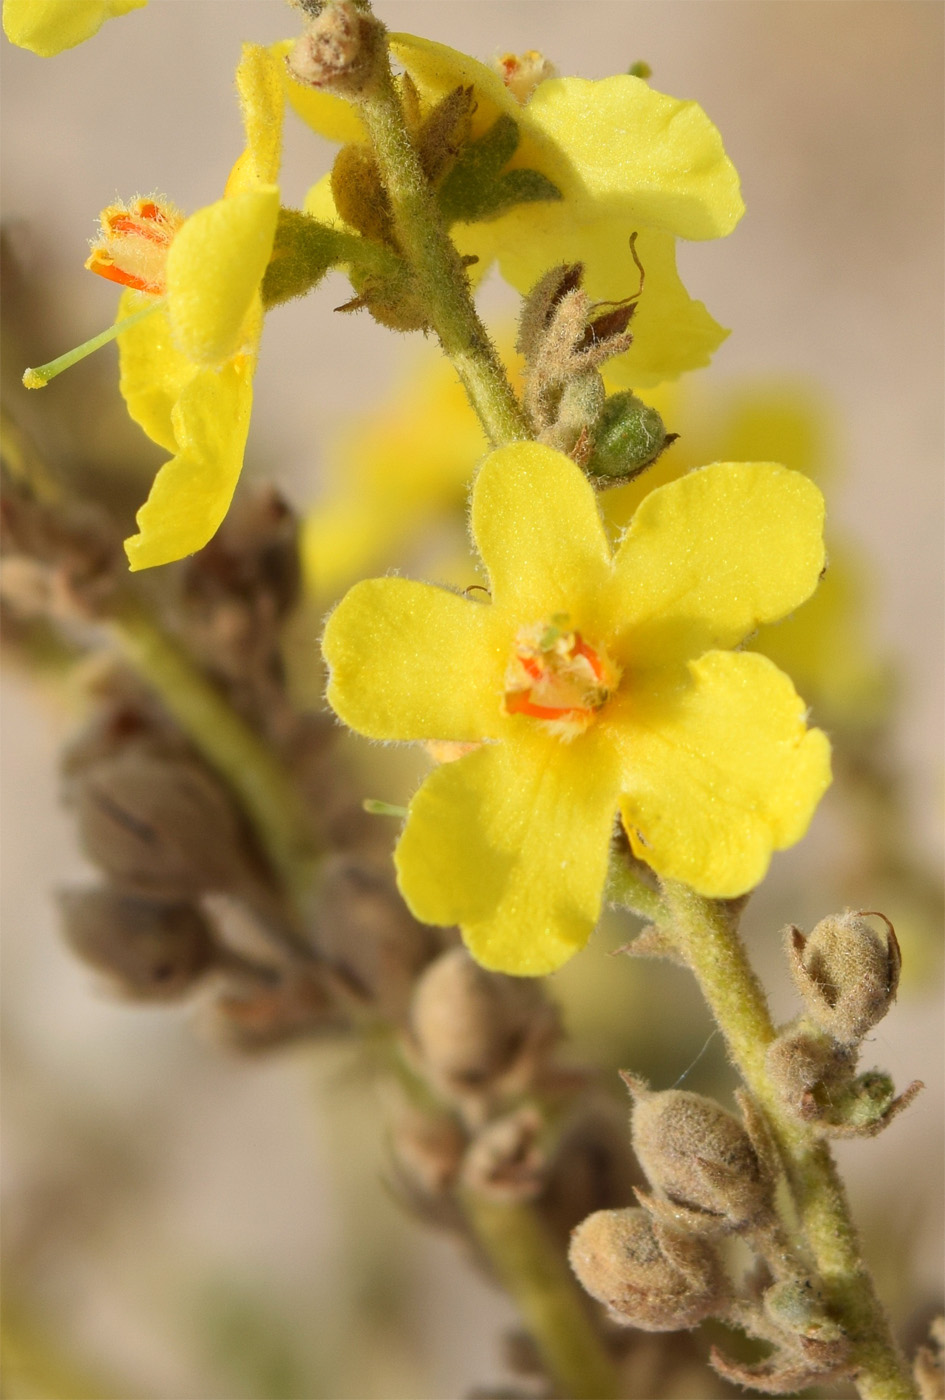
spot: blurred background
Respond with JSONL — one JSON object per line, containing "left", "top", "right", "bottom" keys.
{"left": 2, "top": 3, "right": 942, "bottom": 1397}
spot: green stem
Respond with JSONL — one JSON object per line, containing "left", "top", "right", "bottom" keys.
{"left": 461, "top": 1192, "right": 622, "bottom": 1400}
{"left": 108, "top": 596, "right": 320, "bottom": 912}
{"left": 605, "top": 852, "right": 667, "bottom": 923}
{"left": 355, "top": 49, "right": 530, "bottom": 448}
{"left": 658, "top": 881, "right": 917, "bottom": 1400}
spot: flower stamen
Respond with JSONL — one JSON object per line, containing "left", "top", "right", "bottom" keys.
{"left": 503, "top": 614, "right": 619, "bottom": 739}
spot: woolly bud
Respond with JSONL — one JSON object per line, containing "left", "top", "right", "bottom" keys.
{"left": 409, "top": 948, "right": 558, "bottom": 1103}
{"left": 626, "top": 1078, "right": 773, "bottom": 1232}
{"left": 285, "top": 1, "right": 384, "bottom": 99}
{"left": 586, "top": 392, "right": 672, "bottom": 483}
{"left": 568, "top": 1208, "right": 728, "bottom": 1330}
{"left": 59, "top": 887, "right": 216, "bottom": 999}
{"left": 787, "top": 912, "right": 901, "bottom": 1045}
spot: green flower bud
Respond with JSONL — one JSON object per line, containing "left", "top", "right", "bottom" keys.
{"left": 627, "top": 1079, "right": 773, "bottom": 1232}
{"left": 787, "top": 912, "right": 901, "bottom": 1045}
{"left": 568, "top": 1207, "right": 728, "bottom": 1330}
{"left": 586, "top": 392, "right": 672, "bottom": 482}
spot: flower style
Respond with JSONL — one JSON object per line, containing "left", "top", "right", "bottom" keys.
{"left": 322, "top": 446, "right": 831, "bottom": 976}
{"left": 2, "top": 0, "right": 145, "bottom": 56}
{"left": 294, "top": 33, "right": 743, "bottom": 387}
{"left": 99, "top": 44, "right": 283, "bottom": 570}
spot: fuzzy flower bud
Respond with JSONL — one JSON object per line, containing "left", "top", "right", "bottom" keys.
{"left": 286, "top": 1, "right": 384, "bottom": 99}
{"left": 409, "top": 948, "right": 558, "bottom": 1104}
{"left": 585, "top": 391, "right": 672, "bottom": 482}
{"left": 626, "top": 1078, "right": 773, "bottom": 1232}
{"left": 786, "top": 912, "right": 901, "bottom": 1045}
{"left": 568, "top": 1207, "right": 728, "bottom": 1330}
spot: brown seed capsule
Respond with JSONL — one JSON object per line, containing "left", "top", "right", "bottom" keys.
{"left": 787, "top": 912, "right": 901, "bottom": 1045}
{"left": 461, "top": 1107, "right": 545, "bottom": 1203}
{"left": 626, "top": 1078, "right": 773, "bottom": 1232}
{"left": 59, "top": 887, "right": 217, "bottom": 999}
{"left": 409, "top": 948, "right": 558, "bottom": 1105}
{"left": 568, "top": 1207, "right": 728, "bottom": 1330}
{"left": 69, "top": 749, "right": 268, "bottom": 900}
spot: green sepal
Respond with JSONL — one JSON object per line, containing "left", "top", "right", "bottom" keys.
{"left": 261, "top": 208, "right": 341, "bottom": 309}
{"left": 436, "top": 114, "right": 561, "bottom": 226}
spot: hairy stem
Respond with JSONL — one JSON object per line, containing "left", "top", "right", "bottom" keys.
{"left": 355, "top": 42, "right": 530, "bottom": 447}
{"left": 460, "top": 1192, "right": 622, "bottom": 1400}
{"left": 658, "top": 880, "right": 918, "bottom": 1400}
{"left": 109, "top": 596, "right": 320, "bottom": 913}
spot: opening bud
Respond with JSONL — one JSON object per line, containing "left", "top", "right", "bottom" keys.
{"left": 626, "top": 1077, "right": 774, "bottom": 1232}
{"left": 568, "top": 1207, "right": 728, "bottom": 1330}
{"left": 786, "top": 911, "right": 901, "bottom": 1045}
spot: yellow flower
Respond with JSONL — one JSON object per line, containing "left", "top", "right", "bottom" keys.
{"left": 294, "top": 35, "right": 743, "bottom": 387}
{"left": 3, "top": 0, "right": 144, "bottom": 55}
{"left": 322, "top": 446, "right": 830, "bottom": 976}
{"left": 101, "top": 44, "right": 283, "bottom": 570}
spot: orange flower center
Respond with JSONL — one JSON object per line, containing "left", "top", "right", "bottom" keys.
{"left": 495, "top": 50, "right": 558, "bottom": 104}
{"left": 503, "top": 614, "right": 619, "bottom": 740}
{"left": 85, "top": 196, "right": 184, "bottom": 296}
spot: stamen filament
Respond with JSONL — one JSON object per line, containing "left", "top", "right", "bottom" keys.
{"left": 22, "top": 298, "right": 165, "bottom": 389}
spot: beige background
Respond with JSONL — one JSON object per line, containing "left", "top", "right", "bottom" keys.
{"left": 2, "top": 4, "right": 943, "bottom": 1396}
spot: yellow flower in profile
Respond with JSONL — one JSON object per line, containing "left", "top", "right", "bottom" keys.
{"left": 323, "top": 446, "right": 830, "bottom": 976}
{"left": 2, "top": 0, "right": 144, "bottom": 55}
{"left": 94, "top": 45, "right": 283, "bottom": 570}
{"left": 293, "top": 34, "right": 743, "bottom": 388}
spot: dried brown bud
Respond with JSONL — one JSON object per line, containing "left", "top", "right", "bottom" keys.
{"left": 568, "top": 1207, "right": 728, "bottom": 1330}
{"left": 59, "top": 887, "right": 217, "bottom": 998}
{"left": 286, "top": 0, "right": 384, "bottom": 99}
{"left": 766, "top": 1025, "right": 922, "bottom": 1137}
{"left": 538, "top": 1106, "right": 641, "bottom": 1246}
{"left": 409, "top": 949, "right": 559, "bottom": 1110}
{"left": 787, "top": 912, "right": 901, "bottom": 1045}
{"left": 68, "top": 749, "right": 269, "bottom": 900}
{"left": 210, "top": 966, "right": 344, "bottom": 1051}
{"left": 461, "top": 1107, "right": 545, "bottom": 1203}
{"left": 626, "top": 1077, "right": 774, "bottom": 1232}
{"left": 389, "top": 1104, "right": 467, "bottom": 1200}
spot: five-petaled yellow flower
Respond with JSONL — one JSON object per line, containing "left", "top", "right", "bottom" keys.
{"left": 322, "top": 446, "right": 832, "bottom": 976}
{"left": 97, "top": 44, "right": 284, "bottom": 570}
{"left": 295, "top": 34, "right": 744, "bottom": 387}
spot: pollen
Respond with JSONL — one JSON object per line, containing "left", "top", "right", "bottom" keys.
{"left": 503, "top": 613, "right": 619, "bottom": 739}
{"left": 85, "top": 195, "right": 185, "bottom": 295}
{"left": 495, "top": 50, "right": 558, "bottom": 104}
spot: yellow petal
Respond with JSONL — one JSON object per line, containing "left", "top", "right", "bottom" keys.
{"left": 615, "top": 651, "right": 832, "bottom": 896}
{"left": 166, "top": 187, "right": 278, "bottom": 367}
{"left": 228, "top": 43, "right": 286, "bottom": 193}
{"left": 323, "top": 578, "right": 508, "bottom": 741}
{"left": 524, "top": 75, "right": 744, "bottom": 240}
{"left": 277, "top": 38, "right": 367, "bottom": 143}
{"left": 395, "top": 727, "right": 622, "bottom": 975}
{"left": 124, "top": 357, "right": 253, "bottom": 571}
{"left": 116, "top": 291, "right": 194, "bottom": 454}
{"left": 610, "top": 462, "right": 826, "bottom": 668}
{"left": 471, "top": 444, "right": 613, "bottom": 618}
{"left": 3, "top": 0, "right": 144, "bottom": 55}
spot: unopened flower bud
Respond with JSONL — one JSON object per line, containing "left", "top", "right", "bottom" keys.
{"left": 626, "top": 1078, "right": 773, "bottom": 1232}
{"left": 586, "top": 392, "right": 672, "bottom": 482}
{"left": 763, "top": 1278, "right": 845, "bottom": 1346}
{"left": 787, "top": 912, "right": 901, "bottom": 1045}
{"left": 59, "top": 887, "right": 217, "bottom": 999}
{"left": 409, "top": 948, "right": 558, "bottom": 1105}
{"left": 69, "top": 749, "right": 268, "bottom": 900}
{"left": 568, "top": 1207, "right": 728, "bottom": 1330}
{"left": 461, "top": 1107, "right": 545, "bottom": 1203}
{"left": 286, "top": 1, "right": 384, "bottom": 99}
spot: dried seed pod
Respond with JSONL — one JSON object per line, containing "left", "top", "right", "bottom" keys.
{"left": 626, "top": 1077, "right": 774, "bottom": 1232}
{"left": 786, "top": 912, "right": 901, "bottom": 1045}
{"left": 389, "top": 1103, "right": 467, "bottom": 1200}
{"left": 766, "top": 1026, "right": 922, "bottom": 1137}
{"left": 285, "top": 1, "right": 384, "bottom": 98}
{"left": 69, "top": 748, "right": 269, "bottom": 900}
{"left": 409, "top": 948, "right": 558, "bottom": 1107}
{"left": 210, "top": 966, "right": 344, "bottom": 1051}
{"left": 312, "top": 855, "right": 441, "bottom": 1021}
{"left": 59, "top": 887, "right": 217, "bottom": 999}
{"left": 461, "top": 1107, "right": 545, "bottom": 1203}
{"left": 568, "top": 1207, "right": 728, "bottom": 1330}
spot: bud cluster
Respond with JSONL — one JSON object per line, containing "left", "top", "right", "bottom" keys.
{"left": 767, "top": 912, "right": 922, "bottom": 1138}
{"left": 516, "top": 262, "right": 675, "bottom": 485}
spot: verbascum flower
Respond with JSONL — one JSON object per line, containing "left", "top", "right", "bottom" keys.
{"left": 3, "top": 0, "right": 145, "bottom": 55}
{"left": 93, "top": 45, "right": 283, "bottom": 570}
{"left": 322, "top": 447, "right": 831, "bottom": 976}
{"left": 293, "top": 34, "right": 743, "bottom": 387}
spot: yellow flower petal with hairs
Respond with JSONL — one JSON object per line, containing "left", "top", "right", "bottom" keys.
{"left": 3, "top": 0, "right": 144, "bottom": 55}
{"left": 323, "top": 445, "right": 830, "bottom": 974}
